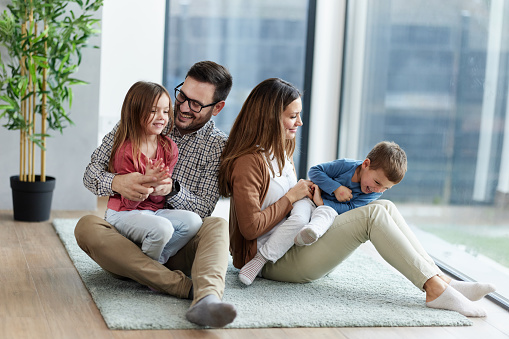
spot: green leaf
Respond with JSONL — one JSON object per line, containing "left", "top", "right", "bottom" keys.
{"left": 0, "top": 0, "right": 102, "bottom": 153}
{"left": 67, "top": 79, "right": 88, "bottom": 86}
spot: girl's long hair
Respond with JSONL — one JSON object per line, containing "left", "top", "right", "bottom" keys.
{"left": 108, "top": 81, "right": 173, "bottom": 173}
{"left": 218, "top": 78, "right": 301, "bottom": 197}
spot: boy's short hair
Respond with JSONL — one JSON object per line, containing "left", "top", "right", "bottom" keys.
{"left": 366, "top": 141, "right": 407, "bottom": 183}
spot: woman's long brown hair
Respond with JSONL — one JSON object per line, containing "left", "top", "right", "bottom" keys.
{"left": 108, "top": 81, "right": 173, "bottom": 173}
{"left": 218, "top": 78, "right": 301, "bottom": 197}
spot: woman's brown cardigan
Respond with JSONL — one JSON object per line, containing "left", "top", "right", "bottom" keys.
{"left": 228, "top": 153, "right": 293, "bottom": 269}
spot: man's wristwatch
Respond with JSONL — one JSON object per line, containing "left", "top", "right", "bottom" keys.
{"left": 166, "top": 179, "right": 180, "bottom": 198}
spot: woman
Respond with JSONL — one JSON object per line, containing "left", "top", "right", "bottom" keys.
{"left": 218, "top": 78, "right": 494, "bottom": 317}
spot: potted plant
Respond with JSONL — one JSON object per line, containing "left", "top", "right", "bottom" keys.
{"left": 0, "top": 0, "right": 102, "bottom": 221}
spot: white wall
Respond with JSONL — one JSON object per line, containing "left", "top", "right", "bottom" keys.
{"left": 0, "top": 0, "right": 165, "bottom": 211}
{"left": 98, "top": 0, "right": 166, "bottom": 143}
{"left": 306, "top": 0, "right": 346, "bottom": 168}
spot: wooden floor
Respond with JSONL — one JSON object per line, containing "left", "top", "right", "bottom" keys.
{"left": 1, "top": 198, "right": 509, "bottom": 339}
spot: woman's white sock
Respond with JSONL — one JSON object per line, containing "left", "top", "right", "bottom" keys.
{"left": 449, "top": 280, "right": 496, "bottom": 301}
{"left": 426, "top": 285, "right": 486, "bottom": 317}
{"left": 238, "top": 253, "right": 267, "bottom": 286}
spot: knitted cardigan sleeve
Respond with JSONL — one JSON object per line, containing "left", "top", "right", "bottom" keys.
{"left": 229, "top": 153, "right": 293, "bottom": 268}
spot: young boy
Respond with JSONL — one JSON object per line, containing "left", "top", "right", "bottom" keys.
{"left": 294, "top": 140, "right": 407, "bottom": 246}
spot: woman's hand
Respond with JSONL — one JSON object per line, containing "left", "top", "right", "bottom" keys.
{"left": 285, "top": 179, "right": 314, "bottom": 204}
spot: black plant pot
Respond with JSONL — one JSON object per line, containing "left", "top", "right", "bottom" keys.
{"left": 10, "top": 175, "right": 56, "bottom": 222}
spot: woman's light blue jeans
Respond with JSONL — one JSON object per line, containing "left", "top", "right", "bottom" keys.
{"left": 105, "top": 208, "right": 202, "bottom": 264}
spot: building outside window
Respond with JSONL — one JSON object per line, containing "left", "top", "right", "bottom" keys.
{"left": 340, "top": 0, "right": 509, "bottom": 305}
{"left": 163, "top": 0, "right": 311, "bottom": 171}
{"left": 163, "top": 0, "right": 509, "bottom": 306}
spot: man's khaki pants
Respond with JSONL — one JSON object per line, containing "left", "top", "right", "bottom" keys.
{"left": 75, "top": 215, "right": 229, "bottom": 306}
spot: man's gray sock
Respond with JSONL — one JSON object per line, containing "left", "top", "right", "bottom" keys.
{"left": 185, "top": 295, "right": 237, "bottom": 328}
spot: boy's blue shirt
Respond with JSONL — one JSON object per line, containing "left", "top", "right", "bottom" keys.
{"left": 308, "top": 158, "right": 382, "bottom": 214}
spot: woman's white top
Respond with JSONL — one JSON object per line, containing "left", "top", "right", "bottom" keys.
{"left": 257, "top": 154, "right": 297, "bottom": 248}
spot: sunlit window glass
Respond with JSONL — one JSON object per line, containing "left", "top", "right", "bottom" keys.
{"left": 164, "top": 0, "right": 310, "bottom": 170}
{"left": 341, "top": 0, "right": 509, "bottom": 305}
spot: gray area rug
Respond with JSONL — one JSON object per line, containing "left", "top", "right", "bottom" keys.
{"left": 53, "top": 218, "right": 472, "bottom": 329}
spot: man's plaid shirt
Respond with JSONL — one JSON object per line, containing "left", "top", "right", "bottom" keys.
{"left": 83, "top": 120, "right": 227, "bottom": 218}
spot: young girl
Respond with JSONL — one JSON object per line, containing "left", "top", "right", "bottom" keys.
{"left": 105, "top": 81, "right": 202, "bottom": 264}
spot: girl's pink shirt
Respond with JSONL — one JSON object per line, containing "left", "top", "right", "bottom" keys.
{"left": 107, "top": 136, "right": 178, "bottom": 212}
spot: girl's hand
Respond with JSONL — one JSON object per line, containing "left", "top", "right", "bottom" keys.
{"left": 145, "top": 157, "right": 173, "bottom": 196}
{"left": 145, "top": 157, "right": 170, "bottom": 184}
{"left": 311, "top": 184, "right": 324, "bottom": 206}
{"left": 150, "top": 177, "right": 173, "bottom": 196}
{"left": 112, "top": 157, "right": 171, "bottom": 201}
{"left": 285, "top": 179, "right": 313, "bottom": 204}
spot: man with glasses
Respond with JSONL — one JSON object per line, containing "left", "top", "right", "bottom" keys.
{"left": 75, "top": 61, "right": 236, "bottom": 328}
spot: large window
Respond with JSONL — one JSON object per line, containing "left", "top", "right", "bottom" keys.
{"left": 340, "top": 0, "right": 509, "bottom": 304}
{"left": 162, "top": 0, "right": 508, "bottom": 306}
{"left": 163, "top": 0, "right": 311, "bottom": 170}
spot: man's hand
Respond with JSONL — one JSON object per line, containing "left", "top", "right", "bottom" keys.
{"left": 333, "top": 185, "right": 352, "bottom": 202}
{"left": 112, "top": 172, "right": 156, "bottom": 201}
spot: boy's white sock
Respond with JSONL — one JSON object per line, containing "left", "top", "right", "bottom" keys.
{"left": 294, "top": 227, "right": 319, "bottom": 246}
{"left": 238, "top": 252, "right": 267, "bottom": 286}
{"left": 294, "top": 206, "right": 337, "bottom": 246}
{"left": 449, "top": 280, "right": 496, "bottom": 301}
{"left": 426, "top": 285, "right": 486, "bottom": 317}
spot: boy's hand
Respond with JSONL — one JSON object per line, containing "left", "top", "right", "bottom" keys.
{"left": 333, "top": 185, "right": 352, "bottom": 202}
{"left": 311, "top": 184, "right": 324, "bottom": 206}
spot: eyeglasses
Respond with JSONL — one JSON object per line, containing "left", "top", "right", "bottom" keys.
{"left": 174, "top": 82, "right": 219, "bottom": 113}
